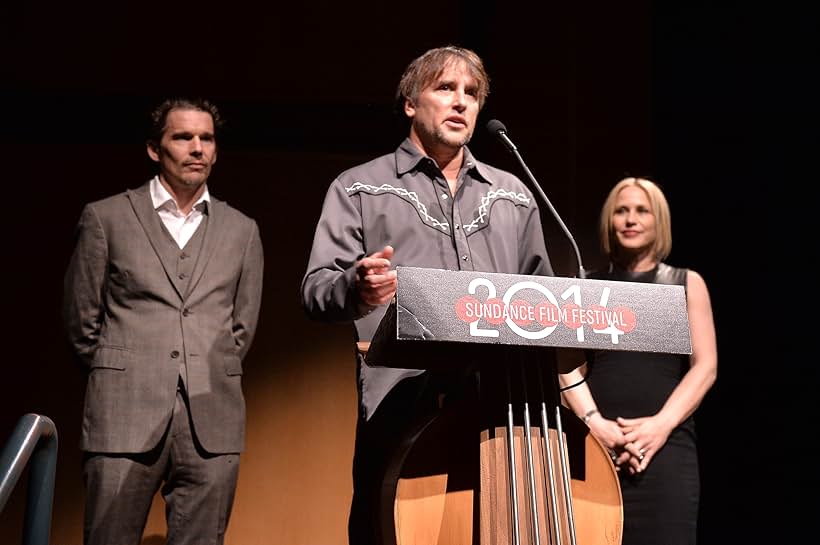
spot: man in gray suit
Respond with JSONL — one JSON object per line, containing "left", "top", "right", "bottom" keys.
{"left": 63, "top": 97, "right": 264, "bottom": 545}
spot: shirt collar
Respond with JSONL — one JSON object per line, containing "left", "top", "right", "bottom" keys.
{"left": 394, "top": 137, "right": 492, "bottom": 184}
{"left": 149, "top": 175, "right": 210, "bottom": 213}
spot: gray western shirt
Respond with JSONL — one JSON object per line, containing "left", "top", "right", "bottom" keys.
{"left": 301, "top": 138, "right": 554, "bottom": 419}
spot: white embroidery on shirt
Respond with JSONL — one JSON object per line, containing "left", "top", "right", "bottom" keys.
{"left": 462, "top": 189, "right": 531, "bottom": 232}
{"left": 346, "top": 182, "right": 450, "bottom": 232}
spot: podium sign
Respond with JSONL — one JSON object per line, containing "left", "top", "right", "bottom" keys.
{"left": 367, "top": 266, "right": 690, "bottom": 367}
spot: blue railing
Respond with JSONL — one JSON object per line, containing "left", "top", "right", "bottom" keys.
{"left": 0, "top": 413, "right": 57, "bottom": 545}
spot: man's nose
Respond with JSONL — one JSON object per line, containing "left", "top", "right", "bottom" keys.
{"left": 452, "top": 89, "right": 467, "bottom": 111}
{"left": 190, "top": 137, "right": 203, "bottom": 155}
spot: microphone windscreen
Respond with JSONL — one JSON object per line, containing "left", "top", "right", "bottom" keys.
{"left": 486, "top": 119, "right": 507, "bottom": 135}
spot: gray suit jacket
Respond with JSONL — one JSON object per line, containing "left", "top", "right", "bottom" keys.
{"left": 63, "top": 181, "right": 264, "bottom": 454}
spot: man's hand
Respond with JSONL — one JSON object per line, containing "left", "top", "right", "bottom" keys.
{"left": 355, "top": 245, "right": 398, "bottom": 308}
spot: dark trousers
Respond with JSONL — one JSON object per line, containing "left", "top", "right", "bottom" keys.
{"left": 83, "top": 388, "right": 240, "bottom": 545}
{"left": 348, "top": 369, "right": 478, "bottom": 545}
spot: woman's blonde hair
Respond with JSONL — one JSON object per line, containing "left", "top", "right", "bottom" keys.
{"left": 599, "top": 177, "right": 673, "bottom": 262}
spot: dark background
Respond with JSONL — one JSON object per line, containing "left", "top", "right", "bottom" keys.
{"left": 2, "top": 2, "right": 816, "bottom": 543}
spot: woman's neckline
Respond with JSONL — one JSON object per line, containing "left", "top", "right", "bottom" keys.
{"left": 608, "top": 262, "right": 660, "bottom": 281}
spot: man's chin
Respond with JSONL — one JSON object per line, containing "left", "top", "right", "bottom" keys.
{"left": 435, "top": 131, "right": 472, "bottom": 150}
{"left": 180, "top": 177, "right": 207, "bottom": 187}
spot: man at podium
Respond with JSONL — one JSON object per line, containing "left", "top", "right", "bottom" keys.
{"left": 301, "top": 45, "right": 555, "bottom": 545}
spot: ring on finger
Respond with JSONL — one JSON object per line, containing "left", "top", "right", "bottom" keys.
{"left": 607, "top": 448, "right": 617, "bottom": 461}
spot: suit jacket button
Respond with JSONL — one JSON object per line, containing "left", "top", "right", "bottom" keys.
{"left": 170, "top": 350, "right": 180, "bottom": 359}
{"left": 182, "top": 309, "right": 190, "bottom": 317}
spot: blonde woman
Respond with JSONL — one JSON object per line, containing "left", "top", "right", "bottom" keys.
{"left": 560, "top": 177, "right": 717, "bottom": 545}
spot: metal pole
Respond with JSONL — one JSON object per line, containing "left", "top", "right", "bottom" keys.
{"left": 0, "top": 413, "right": 58, "bottom": 545}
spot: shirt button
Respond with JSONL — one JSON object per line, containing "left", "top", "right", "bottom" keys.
{"left": 462, "top": 255, "right": 469, "bottom": 261}
{"left": 455, "top": 224, "right": 460, "bottom": 230}
{"left": 170, "top": 350, "right": 180, "bottom": 359}
{"left": 178, "top": 273, "right": 186, "bottom": 279}
{"left": 441, "top": 193, "right": 448, "bottom": 200}
{"left": 182, "top": 309, "right": 190, "bottom": 317}
{"left": 180, "top": 252, "right": 189, "bottom": 259}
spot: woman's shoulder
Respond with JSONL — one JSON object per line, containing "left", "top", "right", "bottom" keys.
{"left": 657, "top": 262, "right": 688, "bottom": 286}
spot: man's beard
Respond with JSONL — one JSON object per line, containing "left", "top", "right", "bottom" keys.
{"left": 433, "top": 126, "right": 473, "bottom": 149}
{"left": 179, "top": 172, "right": 209, "bottom": 187}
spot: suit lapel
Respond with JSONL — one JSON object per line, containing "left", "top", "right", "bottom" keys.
{"left": 127, "top": 182, "right": 186, "bottom": 301}
{"left": 186, "top": 197, "right": 226, "bottom": 299}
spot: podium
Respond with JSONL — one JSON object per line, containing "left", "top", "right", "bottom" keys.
{"left": 363, "top": 266, "right": 691, "bottom": 545}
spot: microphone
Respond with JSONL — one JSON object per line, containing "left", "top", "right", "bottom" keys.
{"left": 486, "top": 119, "right": 518, "bottom": 152}
{"left": 486, "top": 119, "right": 587, "bottom": 279}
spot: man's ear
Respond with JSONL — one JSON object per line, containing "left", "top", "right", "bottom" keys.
{"left": 146, "top": 141, "right": 159, "bottom": 162}
{"left": 403, "top": 98, "right": 416, "bottom": 119}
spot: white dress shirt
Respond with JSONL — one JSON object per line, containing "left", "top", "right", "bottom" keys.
{"left": 149, "top": 176, "right": 210, "bottom": 249}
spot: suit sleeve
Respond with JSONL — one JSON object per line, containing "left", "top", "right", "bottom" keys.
{"left": 232, "top": 219, "right": 264, "bottom": 361}
{"left": 63, "top": 204, "right": 108, "bottom": 366}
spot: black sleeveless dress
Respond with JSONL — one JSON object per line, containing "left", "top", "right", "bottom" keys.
{"left": 587, "top": 263, "right": 699, "bottom": 545}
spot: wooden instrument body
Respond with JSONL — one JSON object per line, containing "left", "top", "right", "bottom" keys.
{"left": 387, "top": 397, "right": 623, "bottom": 545}
{"left": 357, "top": 342, "right": 623, "bottom": 545}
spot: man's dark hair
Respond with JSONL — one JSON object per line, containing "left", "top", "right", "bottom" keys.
{"left": 147, "top": 97, "right": 223, "bottom": 147}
